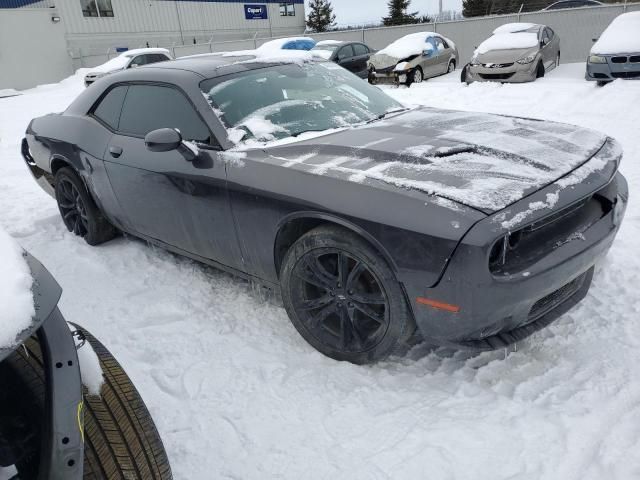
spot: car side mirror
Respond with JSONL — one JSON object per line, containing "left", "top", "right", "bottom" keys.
{"left": 129, "top": 63, "right": 139, "bottom": 69}
{"left": 592, "top": 38, "right": 598, "bottom": 42}
{"left": 145, "top": 128, "right": 182, "bottom": 152}
{"left": 423, "top": 49, "right": 434, "bottom": 58}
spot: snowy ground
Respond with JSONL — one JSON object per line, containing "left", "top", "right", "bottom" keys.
{"left": 1, "top": 64, "right": 639, "bottom": 479}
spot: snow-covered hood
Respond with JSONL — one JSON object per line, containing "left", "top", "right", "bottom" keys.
{"left": 591, "top": 12, "right": 640, "bottom": 55}
{"left": 474, "top": 47, "right": 537, "bottom": 64}
{"left": 0, "top": 228, "right": 34, "bottom": 351}
{"left": 261, "top": 108, "right": 611, "bottom": 213}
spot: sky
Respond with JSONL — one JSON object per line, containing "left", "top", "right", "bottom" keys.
{"left": 305, "top": 0, "right": 464, "bottom": 27}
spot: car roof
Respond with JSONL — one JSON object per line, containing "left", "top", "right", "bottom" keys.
{"left": 120, "top": 47, "right": 171, "bottom": 57}
{"left": 144, "top": 54, "right": 319, "bottom": 79}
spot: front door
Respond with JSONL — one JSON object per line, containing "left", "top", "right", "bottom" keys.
{"left": 103, "top": 83, "right": 244, "bottom": 271}
{"left": 336, "top": 45, "right": 358, "bottom": 74}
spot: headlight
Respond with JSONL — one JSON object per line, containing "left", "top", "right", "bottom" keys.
{"left": 588, "top": 55, "right": 607, "bottom": 64}
{"left": 516, "top": 54, "right": 536, "bottom": 65}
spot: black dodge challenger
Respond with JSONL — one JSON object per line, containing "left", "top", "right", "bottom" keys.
{"left": 21, "top": 56, "right": 628, "bottom": 364}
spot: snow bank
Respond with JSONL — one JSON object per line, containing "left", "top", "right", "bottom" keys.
{"left": 0, "top": 228, "right": 34, "bottom": 348}
{"left": 378, "top": 32, "right": 450, "bottom": 59}
{"left": 476, "top": 31, "right": 539, "bottom": 54}
{"left": 591, "top": 12, "right": 640, "bottom": 55}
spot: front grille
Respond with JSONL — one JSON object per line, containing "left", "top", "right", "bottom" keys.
{"left": 482, "top": 63, "right": 514, "bottom": 68}
{"left": 529, "top": 272, "right": 587, "bottom": 320}
{"left": 489, "top": 183, "right": 617, "bottom": 275}
{"left": 630, "top": 56, "right": 640, "bottom": 63}
{"left": 612, "top": 71, "right": 640, "bottom": 79}
{"left": 479, "top": 72, "right": 515, "bottom": 80}
{"left": 611, "top": 56, "right": 628, "bottom": 63}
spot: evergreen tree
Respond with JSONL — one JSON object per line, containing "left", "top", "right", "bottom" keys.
{"left": 306, "top": 0, "right": 337, "bottom": 33}
{"left": 383, "top": 0, "right": 420, "bottom": 26}
{"left": 462, "top": 0, "right": 490, "bottom": 17}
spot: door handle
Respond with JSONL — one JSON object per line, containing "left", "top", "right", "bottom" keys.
{"left": 109, "top": 146, "right": 123, "bottom": 158}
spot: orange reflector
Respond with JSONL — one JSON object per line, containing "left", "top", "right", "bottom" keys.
{"left": 416, "top": 297, "right": 460, "bottom": 313}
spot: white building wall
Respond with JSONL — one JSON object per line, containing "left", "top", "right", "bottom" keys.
{"left": 49, "top": 0, "right": 306, "bottom": 54}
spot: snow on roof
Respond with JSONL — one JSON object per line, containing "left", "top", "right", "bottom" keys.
{"left": 591, "top": 12, "right": 640, "bottom": 55}
{"left": 476, "top": 29, "right": 539, "bottom": 54}
{"left": 89, "top": 48, "right": 172, "bottom": 73}
{"left": 316, "top": 40, "right": 344, "bottom": 46}
{"left": 493, "top": 23, "right": 539, "bottom": 34}
{"left": 257, "top": 37, "right": 315, "bottom": 51}
{"left": 377, "top": 32, "right": 451, "bottom": 59}
{"left": 0, "top": 228, "right": 34, "bottom": 349}
{"left": 119, "top": 47, "right": 171, "bottom": 57}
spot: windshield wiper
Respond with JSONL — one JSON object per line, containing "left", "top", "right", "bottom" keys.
{"left": 291, "top": 129, "right": 328, "bottom": 138}
{"left": 366, "top": 107, "right": 410, "bottom": 124}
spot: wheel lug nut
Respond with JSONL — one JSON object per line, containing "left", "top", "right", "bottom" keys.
{"left": 348, "top": 290, "right": 353, "bottom": 295}
{"left": 337, "top": 283, "right": 342, "bottom": 288}
{"left": 337, "top": 303, "right": 342, "bottom": 308}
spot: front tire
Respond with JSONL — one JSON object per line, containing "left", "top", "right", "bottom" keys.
{"left": 410, "top": 67, "right": 423, "bottom": 86}
{"left": 54, "top": 167, "right": 116, "bottom": 246}
{"left": 280, "top": 225, "right": 415, "bottom": 364}
{"left": 536, "top": 61, "right": 545, "bottom": 79}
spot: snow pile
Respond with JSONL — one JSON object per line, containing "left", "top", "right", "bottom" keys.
{"left": 591, "top": 12, "right": 640, "bottom": 55}
{"left": 310, "top": 49, "right": 333, "bottom": 60}
{"left": 0, "top": 228, "right": 34, "bottom": 348}
{"left": 476, "top": 28, "right": 539, "bottom": 54}
{"left": 378, "top": 32, "right": 449, "bottom": 59}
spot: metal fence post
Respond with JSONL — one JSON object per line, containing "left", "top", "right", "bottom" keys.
{"left": 433, "top": 19, "right": 437, "bottom": 33}
{"left": 517, "top": 4, "right": 524, "bottom": 22}
{"left": 623, "top": 0, "right": 628, "bottom": 12}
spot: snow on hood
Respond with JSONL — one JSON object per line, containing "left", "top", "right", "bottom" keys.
{"left": 591, "top": 12, "right": 640, "bottom": 55}
{"left": 0, "top": 228, "right": 34, "bottom": 348}
{"left": 476, "top": 30, "right": 539, "bottom": 54}
{"left": 311, "top": 49, "right": 334, "bottom": 60}
{"left": 258, "top": 108, "right": 610, "bottom": 212}
{"left": 316, "top": 40, "right": 343, "bottom": 46}
{"left": 88, "top": 55, "right": 131, "bottom": 74}
{"left": 377, "top": 32, "right": 450, "bottom": 59}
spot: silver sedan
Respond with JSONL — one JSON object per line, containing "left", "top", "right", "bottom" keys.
{"left": 464, "top": 23, "right": 560, "bottom": 83}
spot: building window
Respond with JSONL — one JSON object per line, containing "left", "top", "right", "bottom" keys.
{"left": 279, "top": 2, "right": 295, "bottom": 16}
{"left": 81, "top": 0, "right": 114, "bottom": 18}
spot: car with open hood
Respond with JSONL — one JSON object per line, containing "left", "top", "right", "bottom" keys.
{"left": 0, "top": 228, "right": 172, "bottom": 479}
{"left": 22, "top": 55, "right": 627, "bottom": 365}
{"left": 586, "top": 12, "right": 640, "bottom": 85}
{"left": 84, "top": 48, "right": 172, "bottom": 87}
{"left": 464, "top": 23, "right": 560, "bottom": 83}
{"left": 368, "top": 32, "right": 458, "bottom": 86}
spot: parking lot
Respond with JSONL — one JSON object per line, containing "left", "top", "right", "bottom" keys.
{"left": 1, "top": 63, "right": 639, "bottom": 479}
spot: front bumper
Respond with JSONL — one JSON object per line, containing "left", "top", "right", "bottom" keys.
{"left": 467, "top": 61, "right": 537, "bottom": 83}
{"left": 586, "top": 55, "right": 640, "bottom": 82}
{"left": 368, "top": 69, "right": 409, "bottom": 85}
{"left": 402, "top": 167, "right": 628, "bottom": 350}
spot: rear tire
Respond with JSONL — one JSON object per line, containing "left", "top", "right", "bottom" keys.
{"left": 280, "top": 225, "right": 415, "bottom": 364}
{"left": 447, "top": 60, "right": 456, "bottom": 74}
{"left": 54, "top": 167, "right": 117, "bottom": 246}
{"left": 0, "top": 329, "right": 172, "bottom": 479}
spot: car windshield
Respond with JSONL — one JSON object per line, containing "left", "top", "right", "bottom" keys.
{"left": 200, "top": 62, "right": 403, "bottom": 144}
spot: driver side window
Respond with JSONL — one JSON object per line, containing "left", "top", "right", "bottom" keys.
{"left": 118, "top": 84, "right": 212, "bottom": 144}
{"left": 337, "top": 45, "right": 354, "bottom": 61}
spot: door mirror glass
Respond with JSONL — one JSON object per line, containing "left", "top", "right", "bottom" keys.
{"left": 145, "top": 128, "right": 182, "bottom": 152}
{"left": 423, "top": 44, "right": 435, "bottom": 57}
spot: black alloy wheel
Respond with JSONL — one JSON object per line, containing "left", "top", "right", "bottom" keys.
{"left": 281, "top": 225, "right": 414, "bottom": 364}
{"left": 291, "top": 249, "right": 389, "bottom": 354}
{"left": 54, "top": 167, "right": 117, "bottom": 246}
{"left": 57, "top": 176, "right": 89, "bottom": 237}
